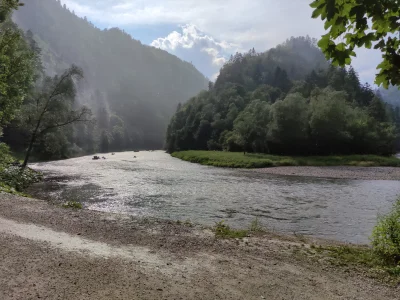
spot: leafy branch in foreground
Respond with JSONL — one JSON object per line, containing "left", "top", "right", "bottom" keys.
{"left": 21, "top": 65, "right": 92, "bottom": 167}
{"left": 310, "top": 0, "right": 400, "bottom": 88}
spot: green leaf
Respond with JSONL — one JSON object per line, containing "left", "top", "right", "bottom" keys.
{"left": 318, "top": 34, "right": 331, "bottom": 50}
{"left": 310, "top": 0, "right": 325, "bottom": 9}
{"left": 336, "top": 43, "right": 347, "bottom": 52}
{"left": 312, "top": 7, "right": 324, "bottom": 19}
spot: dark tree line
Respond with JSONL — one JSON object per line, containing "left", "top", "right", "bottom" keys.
{"left": 166, "top": 37, "right": 398, "bottom": 156}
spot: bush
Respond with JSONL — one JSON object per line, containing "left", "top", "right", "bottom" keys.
{"left": 371, "top": 199, "right": 400, "bottom": 264}
{"left": 0, "top": 166, "right": 43, "bottom": 192}
{"left": 0, "top": 143, "right": 13, "bottom": 166}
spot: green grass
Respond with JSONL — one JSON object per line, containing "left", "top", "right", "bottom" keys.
{"left": 172, "top": 151, "right": 400, "bottom": 168}
{"left": 213, "top": 218, "right": 266, "bottom": 239}
{"left": 214, "top": 221, "right": 249, "bottom": 239}
{"left": 62, "top": 201, "right": 83, "bottom": 209}
{"left": 0, "top": 182, "right": 31, "bottom": 197}
{"left": 312, "top": 244, "right": 400, "bottom": 284}
{"left": 249, "top": 217, "right": 265, "bottom": 233}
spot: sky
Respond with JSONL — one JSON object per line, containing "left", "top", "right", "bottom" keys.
{"left": 60, "top": 0, "right": 382, "bottom": 83}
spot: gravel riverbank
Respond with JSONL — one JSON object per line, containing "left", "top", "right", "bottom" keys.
{"left": 255, "top": 166, "right": 400, "bottom": 180}
{"left": 1, "top": 193, "right": 399, "bottom": 299}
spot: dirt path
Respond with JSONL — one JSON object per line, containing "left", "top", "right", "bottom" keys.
{"left": 0, "top": 193, "right": 398, "bottom": 300}
{"left": 255, "top": 166, "right": 400, "bottom": 180}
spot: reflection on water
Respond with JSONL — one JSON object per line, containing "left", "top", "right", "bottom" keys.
{"left": 28, "top": 151, "right": 400, "bottom": 244}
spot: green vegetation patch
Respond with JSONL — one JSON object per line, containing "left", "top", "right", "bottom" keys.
{"left": 214, "top": 221, "right": 249, "bottom": 239}
{"left": 62, "top": 201, "right": 83, "bottom": 210}
{"left": 0, "top": 143, "right": 42, "bottom": 195}
{"left": 172, "top": 151, "right": 400, "bottom": 168}
{"left": 308, "top": 198, "right": 400, "bottom": 284}
{"left": 0, "top": 165, "right": 43, "bottom": 191}
{"left": 214, "top": 218, "right": 265, "bottom": 239}
{"left": 0, "top": 182, "right": 31, "bottom": 197}
{"left": 372, "top": 199, "right": 400, "bottom": 265}
{"left": 312, "top": 244, "right": 400, "bottom": 284}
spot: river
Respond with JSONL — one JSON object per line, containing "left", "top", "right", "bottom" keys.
{"left": 28, "top": 151, "right": 400, "bottom": 244}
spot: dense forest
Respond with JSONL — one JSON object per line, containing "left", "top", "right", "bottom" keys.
{"left": 2, "top": 0, "right": 208, "bottom": 161}
{"left": 166, "top": 37, "right": 399, "bottom": 156}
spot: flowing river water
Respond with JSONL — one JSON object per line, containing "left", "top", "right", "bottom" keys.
{"left": 28, "top": 151, "right": 400, "bottom": 244}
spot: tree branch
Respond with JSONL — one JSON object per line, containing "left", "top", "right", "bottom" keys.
{"left": 38, "top": 108, "right": 92, "bottom": 135}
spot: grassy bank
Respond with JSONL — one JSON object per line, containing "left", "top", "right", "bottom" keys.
{"left": 171, "top": 150, "right": 400, "bottom": 168}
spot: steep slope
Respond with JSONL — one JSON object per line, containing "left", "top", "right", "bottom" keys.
{"left": 215, "top": 36, "right": 329, "bottom": 91}
{"left": 166, "top": 37, "right": 396, "bottom": 155}
{"left": 13, "top": 0, "right": 208, "bottom": 149}
{"left": 379, "top": 86, "right": 400, "bottom": 107}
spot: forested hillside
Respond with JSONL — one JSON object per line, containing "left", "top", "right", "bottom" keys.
{"left": 379, "top": 86, "right": 400, "bottom": 108}
{"left": 166, "top": 37, "right": 398, "bottom": 156}
{"left": 4, "top": 0, "right": 207, "bottom": 159}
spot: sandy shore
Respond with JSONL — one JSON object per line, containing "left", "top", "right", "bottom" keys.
{"left": 0, "top": 193, "right": 399, "bottom": 300}
{"left": 255, "top": 166, "right": 400, "bottom": 180}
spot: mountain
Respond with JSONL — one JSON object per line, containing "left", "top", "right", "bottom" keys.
{"left": 13, "top": 0, "right": 208, "bottom": 150}
{"left": 166, "top": 37, "right": 397, "bottom": 155}
{"left": 378, "top": 86, "right": 400, "bottom": 108}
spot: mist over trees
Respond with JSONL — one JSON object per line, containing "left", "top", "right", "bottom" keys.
{"left": 21, "top": 65, "right": 92, "bottom": 167}
{"left": 2, "top": 1, "right": 399, "bottom": 161}
{"left": 2, "top": 0, "right": 208, "bottom": 160}
{"left": 166, "top": 37, "right": 398, "bottom": 156}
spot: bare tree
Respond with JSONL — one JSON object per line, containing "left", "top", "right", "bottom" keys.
{"left": 22, "top": 65, "right": 92, "bottom": 167}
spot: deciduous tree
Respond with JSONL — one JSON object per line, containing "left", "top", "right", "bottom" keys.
{"left": 21, "top": 66, "right": 92, "bottom": 167}
{"left": 310, "top": 0, "right": 400, "bottom": 88}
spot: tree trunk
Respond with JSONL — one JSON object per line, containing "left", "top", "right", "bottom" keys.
{"left": 22, "top": 133, "right": 36, "bottom": 168}
{"left": 22, "top": 119, "right": 41, "bottom": 168}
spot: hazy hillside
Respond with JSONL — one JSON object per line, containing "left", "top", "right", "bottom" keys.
{"left": 166, "top": 37, "right": 397, "bottom": 155}
{"left": 379, "top": 86, "right": 400, "bottom": 108}
{"left": 13, "top": 0, "right": 208, "bottom": 150}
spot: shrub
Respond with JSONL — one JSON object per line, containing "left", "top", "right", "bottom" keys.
{"left": 371, "top": 199, "right": 400, "bottom": 264}
{"left": 0, "top": 143, "right": 13, "bottom": 166}
{"left": 0, "top": 166, "right": 43, "bottom": 191}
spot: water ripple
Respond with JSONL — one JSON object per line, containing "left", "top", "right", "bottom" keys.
{"left": 28, "top": 151, "right": 400, "bottom": 244}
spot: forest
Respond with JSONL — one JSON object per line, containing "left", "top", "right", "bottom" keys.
{"left": 166, "top": 37, "right": 400, "bottom": 156}
{"left": 1, "top": 0, "right": 400, "bottom": 164}
{"left": 1, "top": 0, "right": 208, "bottom": 162}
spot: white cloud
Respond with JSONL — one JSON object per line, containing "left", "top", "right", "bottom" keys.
{"left": 151, "top": 24, "right": 236, "bottom": 75}
{"left": 202, "top": 48, "right": 226, "bottom": 66}
{"left": 60, "top": 0, "right": 383, "bottom": 83}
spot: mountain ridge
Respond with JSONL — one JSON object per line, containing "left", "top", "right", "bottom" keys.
{"left": 12, "top": 0, "right": 208, "bottom": 151}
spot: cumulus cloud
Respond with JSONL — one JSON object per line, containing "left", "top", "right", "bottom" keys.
{"left": 60, "top": 0, "right": 382, "bottom": 83}
{"left": 61, "top": 0, "right": 323, "bottom": 47}
{"left": 151, "top": 24, "right": 238, "bottom": 76}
